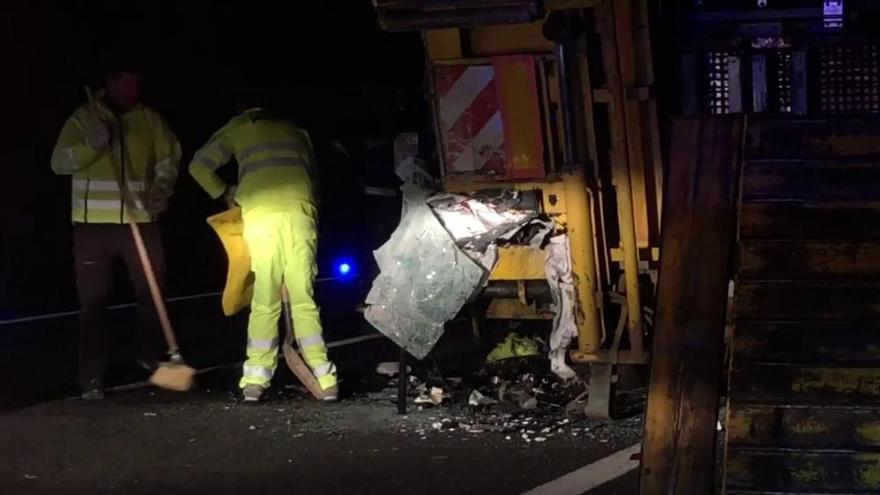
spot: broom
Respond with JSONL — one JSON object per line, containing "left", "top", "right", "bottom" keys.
{"left": 85, "top": 87, "right": 195, "bottom": 391}
{"left": 280, "top": 285, "right": 327, "bottom": 400}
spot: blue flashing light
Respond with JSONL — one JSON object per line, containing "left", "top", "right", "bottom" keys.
{"left": 334, "top": 258, "right": 355, "bottom": 278}
{"left": 338, "top": 263, "right": 352, "bottom": 276}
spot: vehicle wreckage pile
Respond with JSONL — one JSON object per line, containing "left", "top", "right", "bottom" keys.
{"left": 363, "top": 346, "right": 644, "bottom": 443}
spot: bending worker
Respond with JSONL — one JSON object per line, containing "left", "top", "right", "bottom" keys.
{"left": 51, "top": 62, "right": 181, "bottom": 399}
{"left": 189, "top": 102, "right": 337, "bottom": 402}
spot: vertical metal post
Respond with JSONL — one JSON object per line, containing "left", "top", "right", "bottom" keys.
{"left": 397, "top": 348, "right": 408, "bottom": 415}
{"left": 556, "top": 43, "right": 576, "bottom": 165}
{"left": 565, "top": 171, "right": 602, "bottom": 354}
{"left": 595, "top": 0, "right": 645, "bottom": 356}
{"left": 585, "top": 363, "right": 615, "bottom": 419}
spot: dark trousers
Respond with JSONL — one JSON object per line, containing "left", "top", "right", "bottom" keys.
{"left": 74, "top": 223, "right": 166, "bottom": 385}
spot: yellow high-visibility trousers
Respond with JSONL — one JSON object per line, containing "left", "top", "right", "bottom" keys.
{"left": 239, "top": 202, "right": 337, "bottom": 390}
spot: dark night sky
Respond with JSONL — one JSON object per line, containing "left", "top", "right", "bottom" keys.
{"left": 1, "top": 1, "right": 425, "bottom": 316}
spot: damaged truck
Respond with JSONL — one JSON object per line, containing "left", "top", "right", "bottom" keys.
{"left": 367, "top": 0, "right": 663, "bottom": 420}
{"left": 371, "top": 1, "right": 880, "bottom": 493}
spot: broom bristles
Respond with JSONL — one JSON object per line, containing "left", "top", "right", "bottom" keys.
{"left": 149, "top": 363, "right": 196, "bottom": 391}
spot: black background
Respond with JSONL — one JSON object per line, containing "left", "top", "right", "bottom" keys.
{"left": 1, "top": 0, "right": 425, "bottom": 319}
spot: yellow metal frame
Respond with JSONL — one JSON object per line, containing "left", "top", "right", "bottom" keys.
{"left": 422, "top": 10, "right": 660, "bottom": 362}
{"left": 426, "top": 19, "right": 605, "bottom": 357}
{"left": 490, "top": 245, "right": 548, "bottom": 281}
{"left": 445, "top": 171, "right": 602, "bottom": 354}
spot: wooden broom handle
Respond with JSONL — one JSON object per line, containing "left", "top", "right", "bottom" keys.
{"left": 85, "top": 87, "right": 180, "bottom": 354}
{"left": 127, "top": 220, "right": 179, "bottom": 353}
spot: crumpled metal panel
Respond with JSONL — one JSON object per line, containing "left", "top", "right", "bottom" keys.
{"left": 365, "top": 182, "right": 486, "bottom": 359}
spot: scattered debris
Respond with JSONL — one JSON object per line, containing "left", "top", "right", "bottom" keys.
{"left": 415, "top": 386, "right": 446, "bottom": 406}
{"left": 468, "top": 390, "right": 498, "bottom": 407}
{"left": 376, "top": 362, "right": 409, "bottom": 376}
{"left": 501, "top": 383, "right": 538, "bottom": 410}
{"left": 340, "top": 349, "right": 645, "bottom": 446}
{"left": 486, "top": 333, "right": 541, "bottom": 363}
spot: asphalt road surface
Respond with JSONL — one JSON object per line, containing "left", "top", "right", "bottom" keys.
{"left": 1, "top": 367, "right": 642, "bottom": 495}
{"left": 0, "top": 299, "right": 642, "bottom": 494}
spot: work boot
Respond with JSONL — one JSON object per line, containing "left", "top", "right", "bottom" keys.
{"left": 81, "top": 379, "right": 104, "bottom": 400}
{"left": 322, "top": 385, "right": 339, "bottom": 402}
{"left": 242, "top": 384, "right": 265, "bottom": 403}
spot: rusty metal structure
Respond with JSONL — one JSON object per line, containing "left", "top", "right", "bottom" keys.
{"left": 373, "top": 0, "right": 663, "bottom": 419}
{"left": 652, "top": 1, "right": 880, "bottom": 493}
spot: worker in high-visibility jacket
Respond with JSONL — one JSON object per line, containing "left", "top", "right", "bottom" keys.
{"left": 189, "top": 105, "right": 338, "bottom": 402}
{"left": 51, "top": 63, "right": 181, "bottom": 400}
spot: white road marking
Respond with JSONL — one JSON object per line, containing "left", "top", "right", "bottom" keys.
{"left": 522, "top": 443, "right": 641, "bottom": 495}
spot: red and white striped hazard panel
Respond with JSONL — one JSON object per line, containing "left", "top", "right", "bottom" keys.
{"left": 434, "top": 63, "right": 507, "bottom": 176}
{"left": 433, "top": 57, "right": 546, "bottom": 180}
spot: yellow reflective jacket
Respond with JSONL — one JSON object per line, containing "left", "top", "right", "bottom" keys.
{"left": 51, "top": 92, "right": 181, "bottom": 224}
{"left": 188, "top": 109, "right": 318, "bottom": 213}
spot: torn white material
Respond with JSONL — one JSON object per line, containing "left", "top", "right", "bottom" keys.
{"left": 546, "top": 234, "right": 579, "bottom": 380}
{"left": 395, "top": 156, "right": 434, "bottom": 188}
{"left": 415, "top": 387, "right": 446, "bottom": 406}
{"left": 376, "top": 362, "right": 410, "bottom": 376}
{"left": 468, "top": 390, "right": 499, "bottom": 407}
{"left": 429, "top": 192, "right": 536, "bottom": 250}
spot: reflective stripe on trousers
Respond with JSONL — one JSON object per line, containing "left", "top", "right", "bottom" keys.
{"left": 297, "top": 334, "right": 325, "bottom": 349}
{"left": 242, "top": 363, "right": 273, "bottom": 382}
{"left": 247, "top": 337, "right": 279, "bottom": 352}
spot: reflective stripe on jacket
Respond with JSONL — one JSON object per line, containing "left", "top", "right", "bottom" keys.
{"left": 51, "top": 92, "right": 181, "bottom": 223}
{"left": 188, "top": 109, "right": 317, "bottom": 212}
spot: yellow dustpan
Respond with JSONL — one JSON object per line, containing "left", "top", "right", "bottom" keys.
{"left": 207, "top": 207, "right": 254, "bottom": 316}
